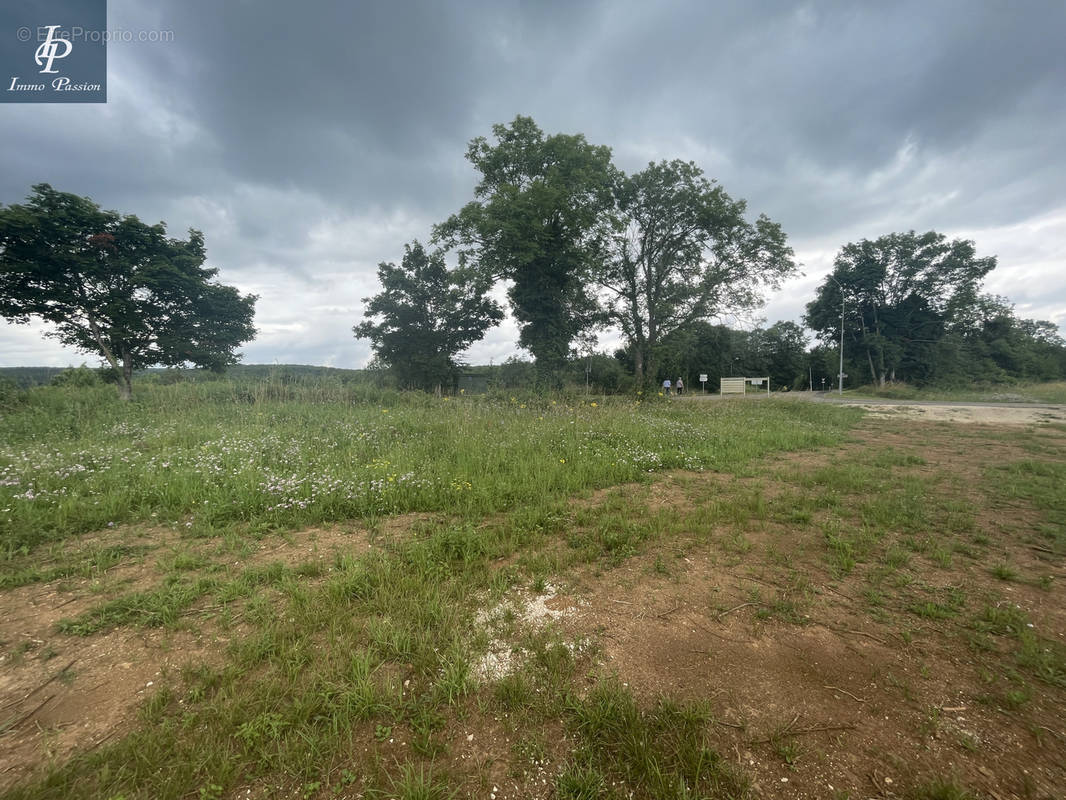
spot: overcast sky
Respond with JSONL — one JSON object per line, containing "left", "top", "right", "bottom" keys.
{"left": 2, "top": 0, "right": 1065, "bottom": 368}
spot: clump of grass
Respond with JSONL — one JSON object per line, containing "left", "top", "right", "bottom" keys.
{"left": 563, "top": 680, "right": 749, "bottom": 798}
{"left": 990, "top": 563, "right": 1018, "bottom": 582}
{"left": 389, "top": 763, "right": 455, "bottom": 800}
{"left": 907, "top": 776, "right": 978, "bottom": 799}
{"left": 555, "top": 761, "right": 608, "bottom": 799}
{"left": 57, "top": 576, "right": 217, "bottom": 635}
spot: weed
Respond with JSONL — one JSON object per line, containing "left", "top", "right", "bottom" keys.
{"left": 493, "top": 673, "right": 533, "bottom": 712}
{"left": 564, "top": 680, "right": 749, "bottom": 797}
{"left": 990, "top": 563, "right": 1018, "bottom": 581}
{"left": 555, "top": 761, "right": 607, "bottom": 800}
{"left": 389, "top": 763, "right": 455, "bottom": 800}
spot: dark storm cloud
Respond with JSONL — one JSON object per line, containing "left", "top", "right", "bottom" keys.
{"left": 2, "top": 0, "right": 1065, "bottom": 366}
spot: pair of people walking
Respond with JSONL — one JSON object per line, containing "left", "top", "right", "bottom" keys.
{"left": 662, "top": 377, "right": 684, "bottom": 396}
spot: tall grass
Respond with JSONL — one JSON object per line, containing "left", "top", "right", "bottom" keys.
{"left": 0, "top": 381, "right": 860, "bottom": 559}
{"left": 0, "top": 379, "right": 864, "bottom": 800}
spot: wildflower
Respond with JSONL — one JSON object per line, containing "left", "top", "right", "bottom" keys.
{"left": 382, "top": 409, "right": 389, "bottom": 414}
{"left": 559, "top": 458, "right": 566, "bottom": 464}
{"left": 658, "top": 392, "right": 664, "bottom": 397}
{"left": 520, "top": 403, "right": 526, "bottom": 409}
{"left": 590, "top": 402, "right": 598, "bottom": 408}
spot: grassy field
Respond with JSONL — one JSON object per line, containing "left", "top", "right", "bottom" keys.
{"left": 1, "top": 382, "right": 1064, "bottom": 799}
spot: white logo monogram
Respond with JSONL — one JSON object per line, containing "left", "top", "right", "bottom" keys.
{"left": 34, "top": 26, "right": 73, "bottom": 74}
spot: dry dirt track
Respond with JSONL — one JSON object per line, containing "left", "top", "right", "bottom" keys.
{"left": 684, "top": 391, "right": 1066, "bottom": 426}
{"left": 839, "top": 401, "right": 1066, "bottom": 426}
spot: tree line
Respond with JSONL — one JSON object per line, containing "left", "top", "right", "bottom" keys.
{"left": 357, "top": 116, "right": 795, "bottom": 392}
{"left": 356, "top": 116, "right": 1066, "bottom": 392}
{"left": 2, "top": 117, "right": 1064, "bottom": 399}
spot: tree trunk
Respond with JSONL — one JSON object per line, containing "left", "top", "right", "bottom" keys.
{"left": 118, "top": 354, "right": 133, "bottom": 401}
{"left": 633, "top": 347, "right": 645, "bottom": 387}
{"left": 646, "top": 352, "right": 658, "bottom": 392}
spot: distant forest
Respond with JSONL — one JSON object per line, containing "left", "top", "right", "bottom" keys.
{"left": 6, "top": 305, "right": 1065, "bottom": 397}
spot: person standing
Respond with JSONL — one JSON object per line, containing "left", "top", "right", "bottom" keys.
{"left": 662, "top": 378, "right": 671, "bottom": 396}
{"left": 676, "top": 377, "right": 684, "bottom": 395}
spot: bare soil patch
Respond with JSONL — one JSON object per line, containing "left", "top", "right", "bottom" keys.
{"left": 854, "top": 401, "right": 1066, "bottom": 425}
{"left": 533, "top": 419, "right": 1066, "bottom": 799}
{"left": 0, "top": 516, "right": 431, "bottom": 791}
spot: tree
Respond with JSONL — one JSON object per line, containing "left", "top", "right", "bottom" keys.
{"left": 434, "top": 116, "right": 616, "bottom": 385}
{"left": 600, "top": 160, "right": 797, "bottom": 387}
{"left": 955, "top": 296, "right": 1066, "bottom": 383}
{"left": 353, "top": 241, "right": 502, "bottom": 393}
{"left": 805, "top": 231, "right": 996, "bottom": 387}
{"left": 0, "top": 184, "right": 257, "bottom": 400}
{"left": 758, "top": 321, "right": 809, "bottom": 389}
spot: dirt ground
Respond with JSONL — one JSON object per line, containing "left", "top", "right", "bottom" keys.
{"left": 1, "top": 411, "right": 1064, "bottom": 799}
{"left": 852, "top": 402, "right": 1066, "bottom": 426}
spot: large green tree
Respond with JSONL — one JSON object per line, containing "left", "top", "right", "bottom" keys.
{"left": 353, "top": 241, "right": 502, "bottom": 392}
{"left": 756, "top": 321, "right": 810, "bottom": 389}
{"left": 434, "top": 116, "right": 616, "bottom": 385}
{"left": 946, "top": 295, "right": 1066, "bottom": 383}
{"left": 600, "top": 160, "right": 796, "bottom": 387}
{"left": 805, "top": 231, "right": 996, "bottom": 387}
{"left": 0, "top": 184, "right": 257, "bottom": 400}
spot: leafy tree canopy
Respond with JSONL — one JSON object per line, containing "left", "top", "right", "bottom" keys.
{"left": 601, "top": 159, "right": 796, "bottom": 387}
{"left": 0, "top": 184, "right": 257, "bottom": 399}
{"left": 434, "top": 116, "right": 617, "bottom": 384}
{"left": 805, "top": 231, "right": 996, "bottom": 386}
{"left": 353, "top": 241, "right": 502, "bottom": 392}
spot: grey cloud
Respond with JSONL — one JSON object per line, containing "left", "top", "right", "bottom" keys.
{"left": 2, "top": 0, "right": 1064, "bottom": 367}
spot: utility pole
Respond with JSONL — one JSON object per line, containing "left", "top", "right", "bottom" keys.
{"left": 827, "top": 274, "right": 845, "bottom": 395}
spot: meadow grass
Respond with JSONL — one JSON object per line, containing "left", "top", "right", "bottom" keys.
{"left": 6, "top": 380, "right": 1062, "bottom": 798}
{"left": 0, "top": 380, "right": 863, "bottom": 799}
{"left": 0, "top": 382, "right": 859, "bottom": 562}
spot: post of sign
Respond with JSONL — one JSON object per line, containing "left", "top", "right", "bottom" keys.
{"left": 699, "top": 373, "right": 708, "bottom": 393}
